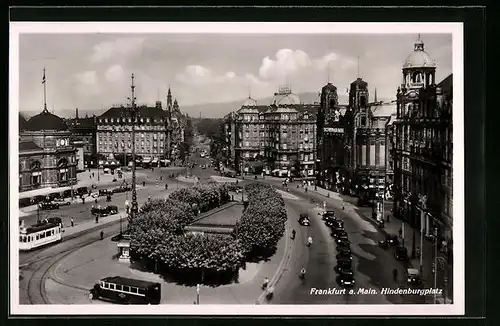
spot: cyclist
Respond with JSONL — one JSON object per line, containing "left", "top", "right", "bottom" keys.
{"left": 307, "top": 236, "right": 313, "bottom": 246}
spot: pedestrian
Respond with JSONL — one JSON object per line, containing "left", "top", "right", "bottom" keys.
{"left": 82, "top": 197, "right": 86, "bottom": 204}
{"left": 92, "top": 172, "right": 95, "bottom": 178}
{"left": 100, "top": 230, "right": 104, "bottom": 240}
{"left": 398, "top": 228, "right": 402, "bottom": 237}
{"left": 262, "top": 277, "right": 269, "bottom": 290}
{"left": 291, "top": 229, "right": 296, "bottom": 240}
{"left": 387, "top": 215, "right": 390, "bottom": 222}
{"left": 71, "top": 218, "right": 74, "bottom": 227}
{"left": 88, "top": 292, "right": 93, "bottom": 303}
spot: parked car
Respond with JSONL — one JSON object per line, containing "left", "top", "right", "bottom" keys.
{"left": 394, "top": 246, "right": 409, "bottom": 261}
{"left": 42, "top": 217, "right": 63, "bottom": 227}
{"left": 46, "top": 192, "right": 61, "bottom": 201}
{"left": 298, "top": 214, "right": 310, "bottom": 226}
{"left": 52, "top": 197, "right": 71, "bottom": 206}
{"left": 322, "top": 210, "right": 336, "bottom": 220}
{"left": 333, "top": 225, "right": 345, "bottom": 234}
{"left": 385, "top": 233, "right": 400, "bottom": 246}
{"left": 335, "top": 259, "right": 352, "bottom": 272}
{"left": 337, "top": 270, "right": 355, "bottom": 287}
{"left": 91, "top": 205, "right": 118, "bottom": 217}
{"left": 335, "top": 238, "right": 350, "bottom": 246}
{"left": 39, "top": 201, "right": 60, "bottom": 210}
{"left": 325, "top": 217, "right": 336, "bottom": 228}
{"left": 76, "top": 187, "right": 89, "bottom": 196}
{"left": 19, "top": 197, "right": 32, "bottom": 208}
{"left": 336, "top": 246, "right": 352, "bottom": 255}
{"left": 62, "top": 189, "right": 73, "bottom": 198}
{"left": 32, "top": 195, "right": 46, "bottom": 205}
{"left": 336, "top": 252, "right": 352, "bottom": 261}
{"left": 333, "top": 230, "right": 348, "bottom": 239}
{"left": 99, "top": 189, "right": 113, "bottom": 197}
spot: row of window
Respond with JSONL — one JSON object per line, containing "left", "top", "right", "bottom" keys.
{"left": 240, "top": 124, "right": 315, "bottom": 131}
{"left": 99, "top": 281, "right": 146, "bottom": 296}
{"left": 20, "top": 228, "right": 59, "bottom": 243}
{"left": 98, "top": 133, "right": 165, "bottom": 140}
{"left": 99, "top": 141, "right": 164, "bottom": 147}
{"left": 99, "top": 117, "right": 166, "bottom": 124}
{"left": 239, "top": 141, "right": 314, "bottom": 149}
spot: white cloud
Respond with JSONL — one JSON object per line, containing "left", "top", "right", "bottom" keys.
{"left": 75, "top": 70, "right": 97, "bottom": 85}
{"left": 90, "top": 37, "right": 145, "bottom": 63}
{"left": 105, "top": 64, "right": 125, "bottom": 82}
{"left": 176, "top": 65, "right": 240, "bottom": 85}
{"left": 258, "top": 49, "right": 312, "bottom": 80}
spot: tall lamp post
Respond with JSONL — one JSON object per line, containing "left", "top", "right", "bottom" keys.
{"left": 127, "top": 73, "right": 139, "bottom": 222}
{"left": 123, "top": 199, "right": 129, "bottom": 236}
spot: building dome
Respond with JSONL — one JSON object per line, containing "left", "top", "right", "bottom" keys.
{"left": 350, "top": 77, "right": 368, "bottom": 87}
{"left": 403, "top": 36, "right": 436, "bottom": 69}
{"left": 242, "top": 96, "right": 257, "bottom": 107}
{"left": 277, "top": 93, "right": 301, "bottom": 106}
{"left": 26, "top": 109, "right": 68, "bottom": 131}
{"left": 322, "top": 82, "right": 337, "bottom": 92}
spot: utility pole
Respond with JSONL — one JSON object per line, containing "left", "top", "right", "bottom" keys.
{"left": 128, "top": 73, "right": 139, "bottom": 221}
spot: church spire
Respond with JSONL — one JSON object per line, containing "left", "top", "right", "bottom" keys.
{"left": 167, "top": 85, "right": 172, "bottom": 109}
{"left": 374, "top": 87, "right": 378, "bottom": 102}
{"left": 42, "top": 68, "right": 48, "bottom": 113}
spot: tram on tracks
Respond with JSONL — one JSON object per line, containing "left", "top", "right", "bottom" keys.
{"left": 19, "top": 221, "right": 62, "bottom": 251}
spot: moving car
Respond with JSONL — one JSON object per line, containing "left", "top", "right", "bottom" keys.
{"left": 39, "top": 201, "right": 60, "bottom": 210}
{"left": 298, "top": 214, "right": 311, "bottom": 226}
{"left": 385, "top": 233, "right": 399, "bottom": 246}
{"left": 46, "top": 192, "right": 61, "bottom": 202}
{"left": 32, "top": 195, "right": 47, "bottom": 205}
{"left": 99, "top": 189, "right": 113, "bottom": 197}
{"left": 62, "top": 189, "right": 73, "bottom": 198}
{"left": 407, "top": 268, "right": 422, "bottom": 287}
{"left": 43, "top": 216, "right": 63, "bottom": 227}
{"left": 394, "top": 246, "right": 409, "bottom": 261}
{"left": 91, "top": 205, "right": 119, "bottom": 217}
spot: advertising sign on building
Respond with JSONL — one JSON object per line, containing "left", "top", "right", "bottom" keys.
{"left": 324, "top": 127, "right": 344, "bottom": 134}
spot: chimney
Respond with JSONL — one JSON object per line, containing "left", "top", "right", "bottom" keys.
{"left": 76, "top": 108, "right": 79, "bottom": 119}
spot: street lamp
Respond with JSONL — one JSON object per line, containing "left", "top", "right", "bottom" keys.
{"left": 123, "top": 199, "right": 129, "bottom": 236}
{"left": 126, "top": 73, "right": 140, "bottom": 223}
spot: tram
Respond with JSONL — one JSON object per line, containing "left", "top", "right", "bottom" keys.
{"left": 19, "top": 221, "right": 62, "bottom": 251}
{"left": 89, "top": 276, "right": 161, "bottom": 304}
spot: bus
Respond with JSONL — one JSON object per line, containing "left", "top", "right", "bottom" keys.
{"left": 19, "top": 221, "right": 62, "bottom": 251}
{"left": 89, "top": 276, "right": 161, "bottom": 305}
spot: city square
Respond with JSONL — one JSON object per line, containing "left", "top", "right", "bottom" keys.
{"left": 12, "top": 24, "right": 458, "bottom": 313}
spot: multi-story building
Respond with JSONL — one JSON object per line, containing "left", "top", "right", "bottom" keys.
{"left": 19, "top": 109, "right": 77, "bottom": 192}
{"left": 66, "top": 108, "right": 98, "bottom": 167}
{"left": 221, "top": 111, "right": 236, "bottom": 167}
{"left": 316, "top": 82, "right": 354, "bottom": 191}
{"left": 232, "top": 86, "right": 318, "bottom": 178}
{"left": 393, "top": 35, "right": 453, "bottom": 246}
{"left": 96, "top": 101, "right": 169, "bottom": 166}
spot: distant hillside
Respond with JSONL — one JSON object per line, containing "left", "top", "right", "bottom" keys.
{"left": 19, "top": 91, "right": 360, "bottom": 120}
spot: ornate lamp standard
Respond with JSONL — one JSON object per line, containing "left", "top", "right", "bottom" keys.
{"left": 126, "top": 73, "right": 140, "bottom": 223}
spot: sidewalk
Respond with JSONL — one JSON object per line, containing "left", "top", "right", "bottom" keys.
{"left": 46, "top": 218, "right": 291, "bottom": 305}
{"left": 300, "top": 183, "right": 453, "bottom": 304}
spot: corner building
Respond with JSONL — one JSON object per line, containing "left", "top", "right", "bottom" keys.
{"left": 393, "top": 35, "right": 453, "bottom": 249}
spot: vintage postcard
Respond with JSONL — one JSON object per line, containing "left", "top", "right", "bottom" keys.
{"left": 10, "top": 21, "right": 464, "bottom": 315}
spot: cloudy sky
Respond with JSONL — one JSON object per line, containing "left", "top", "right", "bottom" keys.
{"left": 18, "top": 33, "right": 452, "bottom": 117}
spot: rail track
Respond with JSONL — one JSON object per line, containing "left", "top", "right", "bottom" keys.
{"left": 21, "top": 221, "right": 121, "bottom": 304}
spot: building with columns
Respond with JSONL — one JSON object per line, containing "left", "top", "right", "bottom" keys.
{"left": 19, "top": 109, "right": 77, "bottom": 192}
{"left": 392, "top": 35, "right": 453, "bottom": 248}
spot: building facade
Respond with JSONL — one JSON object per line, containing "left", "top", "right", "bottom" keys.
{"left": 232, "top": 86, "right": 318, "bottom": 178}
{"left": 392, "top": 35, "right": 453, "bottom": 247}
{"left": 66, "top": 108, "right": 98, "bottom": 167}
{"left": 19, "top": 109, "right": 77, "bottom": 192}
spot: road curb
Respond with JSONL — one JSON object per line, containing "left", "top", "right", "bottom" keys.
{"left": 257, "top": 221, "right": 293, "bottom": 305}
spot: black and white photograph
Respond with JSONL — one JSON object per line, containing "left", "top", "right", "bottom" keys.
{"left": 9, "top": 22, "right": 464, "bottom": 316}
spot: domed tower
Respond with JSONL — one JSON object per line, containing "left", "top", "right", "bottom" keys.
{"left": 349, "top": 77, "right": 369, "bottom": 112}
{"left": 402, "top": 34, "right": 437, "bottom": 90}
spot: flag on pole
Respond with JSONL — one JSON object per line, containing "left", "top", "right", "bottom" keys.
{"left": 42, "top": 69, "right": 46, "bottom": 84}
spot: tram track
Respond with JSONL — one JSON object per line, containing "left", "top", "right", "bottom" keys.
{"left": 21, "top": 221, "right": 122, "bottom": 304}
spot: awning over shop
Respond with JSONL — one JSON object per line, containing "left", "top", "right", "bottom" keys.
{"left": 143, "top": 157, "right": 152, "bottom": 164}
{"left": 152, "top": 158, "right": 158, "bottom": 163}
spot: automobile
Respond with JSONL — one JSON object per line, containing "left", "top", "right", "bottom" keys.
{"left": 112, "top": 187, "right": 126, "bottom": 194}
{"left": 333, "top": 230, "right": 348, "bottom": 239}
{"left": 298, "top": 214, "right": 311, "bottom": 226}
{"left": 335, "top": 259, "right": 352, "bottom": 273}
{"left": 39, "top": 201, "right": 60, "bottom": 210}
{"left": 42, "top": 217, "right": 63, "bottom": 227}
{"left": 91, "top": 205, "right": 119, "bottom": 217}
{"left": 333, "top": 225, "right": 345, "bottom": 234}
{"left": 407, "top": 268, "right": 422, "bottom": 287}
{"left": 335, "top": 264, "right": 353, "bottom": 275}
{"left": 394, "top": 246, "right": 409, "bottom": 261}
{"left": 337, "top": 271, "right": 355, "bottom": 287}
{"left": 19, "top": 197, "right": 32, "bottom": 208}
{"left": 332, "top": 220, "right": 344, "bottom": 228}
{"left": 336, "top": 246, "right": 352, "bottom": 255}
{"left": 46, "top": 192, "right": 61, "bottom": 202}
{"left": 62, "top": 189, "right": 73, "bottom": 198}
{"left": 322, "top": 210, "right": 336, "bottom": 220}
{"left": 90, "top": 192, "right": 99, "bottom": 198}
{"left": 335, "top": 238, "right": 350, "bottom": 246}
{"left": 76, "top": 186, "right": 89, "bottom": 196}
{"left": 336, "top": 252, "right": 353, "bottom": 261}
{"left": 385, "top": 233, "right": 400, "bottom": 246}
{"left": 325, "top": 218, "right": 336, "bottom": 228}
{"left": 32, "top": 195, "right": 47, "bottom": 205}
{"left": 52, "top": 197, "right": 71, "bottom": 206}
{"left": 99, "top": 189, "right": 113, "bottom": 197}
{"left": 201, "top": 165, "right": 207, "bottom": 169}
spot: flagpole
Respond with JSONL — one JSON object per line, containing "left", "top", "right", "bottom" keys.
{"left": 43, "top": 68, "right": 47, "bottom": 112}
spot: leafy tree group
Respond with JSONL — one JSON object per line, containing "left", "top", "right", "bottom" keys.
{"left": 233, "top": 183, "right": 287, "bottom": 256}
